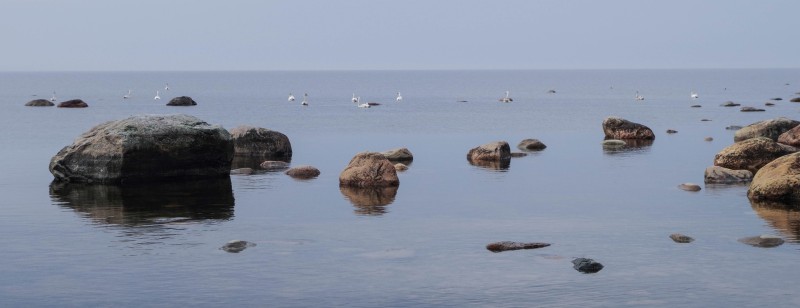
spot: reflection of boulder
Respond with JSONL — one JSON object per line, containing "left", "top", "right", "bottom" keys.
{"left": 601, "top": 139, "right": 653, "bottom": 154}
{"left": 340, "top": 186, "right": 398, "bottom": 216}
{"left": 751, "top": 201, "right": 800, "bottom": 242}
{"left": 467, "top": 158, "right": 510, "bottom": 170}
{"left": 49, "top": 177, "right": 235, "bottom": 226}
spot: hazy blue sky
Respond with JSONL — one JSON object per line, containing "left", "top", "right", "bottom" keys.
{"left": 2, "top": 0, "right": 799, "bottom": 71}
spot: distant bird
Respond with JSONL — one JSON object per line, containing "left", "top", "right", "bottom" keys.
{"left": 357, "top": 99, "right": 370, "bottom": 108}
{"left": 352, "top": 93, "right": 359, "bottom": 103}
{"left": 123, "top": 89, "right": 132, "bottom": 99}
{"left": 288, "top": 93, "right": 296, "bottom": 102}
{"left": 301, "top": 93, "right": 308, "bottom": 106}
{"left": 165, "top": 83, "right": 170, "bottom": 91}
{"left": 499, "top": 90, "right": 513, "bottom": 103}
{"left": 396, "top": 92, "right": 403, "bottom": 102}
{"left": 547, "top": 89, "right": 556, "bottom": 94}
{"left": 634, "top": 91, "right": 644, "bottom": 101}
{"left": 154, "top": 90, "right": 161, "bottom": 100}
{"left": 690, "top": 91, "right": 699, "bottom": 99}
{"left": 49, "top": 91, "right": 57, "bottom": 102}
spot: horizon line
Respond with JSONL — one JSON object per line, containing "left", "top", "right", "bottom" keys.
{"left": 2, "top": 67, "right": 799, "bottom": 73}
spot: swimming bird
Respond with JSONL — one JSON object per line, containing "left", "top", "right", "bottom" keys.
{"left": 634, "top": 91, "right": 644, "bottom": 101}
{"left": 123, "top": 89, "right": 132, "bottom": 99}
{"left": 352, "top": 93, "right": 359, "bottom": 103}
{"left": 49, "top": 91, "right": 57, "bottom": 102}
{"left": 165, "top": 83, "right": 170, "bottom": 91}
{"left": 358, "top": 99, "right": 370, "bottom": 108}
{"left": 301, "top": 93, "right": 308, "bottom": 106}
{"left": 499, "top": 91, "right": 513, "bottom": 103}
{"left": 154, "top": 90, "right": 161, "bottom": 100}
{"left": 396, "top": 92, "right": 403, "bottom": 102}
{"left": 690, "top": 91, "right": 699, "bottom": 99}
{"left": 288, "top": 93, "right": 296, "bottom": 102}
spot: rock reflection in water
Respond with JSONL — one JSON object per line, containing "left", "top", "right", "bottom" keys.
{"left": 231, "top": 156, "right": 291, "bottom": 170}
{"left": 751, "top": 201, "right": 800, "bottom": 243}
{"left": 49, "top": 177, "right": 235, "bottom": 226}
{"left": 340, "top": 186, "right": 399, "bottom": 216}
{"left": 467, "top": 158, "right": 510, "bottom": 171}
{"left": 601, "top": 139, "right": 653, "bottom": 155}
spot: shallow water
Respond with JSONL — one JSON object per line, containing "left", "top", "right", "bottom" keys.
{"left": 2, "top": 70, "right": 800, "bottom": 307}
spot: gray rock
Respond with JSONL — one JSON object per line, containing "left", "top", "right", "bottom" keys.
{"left": 518, "top": 139, "right": 547, "bottom": 151}
{"left": 467, "top": 141, "right": 511, "bottom": 162}
{"left": 734, "top": 117, "right": 800, "bottom": 142}
{"left": 602, "top": 117, "right": 655, "bottom": 140}
{"left": 704, "top": 166, "right": 753, "bottom": 184}
{"left": 670, "top": 233, "right": 694, "bottom": 243}
{"left": 690, "top": 105, "right": 702, "bottom": 108}
{"left": 714, "top": 137, "right": 798, "bottom": 173}
{"left": 57, "top": 99, "right": 88, "bottom": 108}
{"left": 381, "top": 147, "right": 413, "bottom": 161}
{"left": 666, "top": 129, "right": 678, "bottom": 134}
{"left": 221, "top": 240, "right": 256, "bottom": 253}
{"left": 339, "top": 152, "right": 399, "bottom": 188}
{"left": 25, "top": 99, "right": 54, "bottom": 106}
{"left": 260, "top": 160, "right": 290, "bottom": 170}
{"left": 572, "top": 258, "right": 604, "bottom": 273}
{"left": 738, "top": 235, "right": 785, "bottom": 248}
{"left": 602, "top": 139, "right": 626, "bottom": 147}
{"left": 49, "top": 114, "right": 233, "bottom": 184}
{"left": 726, "top": 125, "right": 743, "bottom": 130}
{"left": 720, "top": 101, "right": 741, "bottom": 107}
{"left": 510, "top": 152, "right": 528, "bottom": 157}
{"left": 701, "top": 119, "right": 712, "bottom": 122}
{"left": 229, "top": 126, "right": 292, "bottom": 159}
{"left": 230, "top": 168, "right": 254, "bottom": 175}
{"left": 765, "top": 102, "right": 776, "bottom": 106}
{"left": 486, "top": 241, "right": 551, "bottom": 253}
{"left": 285, "top": 165, "right": 320, "bottom": 179}
{"left": 771, "top": 98, "right": 783, "bottom": 101}
{"left": 166, "top": 96, "right": 197, "bottom": 106}
{"left": 705, "top": 137, "right": 714, "bottom": 142}
{"left": 678, "top": 183, "right": 702, "bottom": 191}
{"left": 741, "top": 106, "right": 765, "bottom": 112}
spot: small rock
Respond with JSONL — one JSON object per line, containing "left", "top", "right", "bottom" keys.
{"left": 572, "top": 258, "right": 603, "bottom": 273}
{"left": 230, "top": 168, "right": 254, "bottom": 175}
{"left": 486, "top": 241, "right": 551, "bottom": 253}
{"left": 260, "top": 160, "right": 290, "bottom": 170}
{"left": 467, "top": 141, "right": 511, "bottom": 162}
{"left": 285, "top": 165, "right": 320, "bottom": 179}
{"left": 720, "top": 101, "right": 740, "bottom": 107}
{"left": 704, "top": 137, "right": 714, "bottom": 142}
{"left": 771, "top": 98, "right": 783, "bottom": 101}
{"left": 741, "top": 106, "right": 765, "bottom": 112}
{"left": 518, "top": 139, "right": 547, "bottom": 151}
{"left": 394, "top": 163, "right": 408, "bottom": 171}
{"left": 510, "top": 152, "right": 528, "bottom": 157}
{"left": 57, "top": 99, "right": 88, "bottom": 108}
{"left": 25, "top": 99, "right": 54, "bottom": 107}
{"left": 602, "top": 117, "right": 655, "bottom": 140}
{"left": 738, "top": 235, "right": 785, "bottom": 248}
{"left": 381, "top": 147, "right": 414, "bottom": 161}
{"left": 666, "top": 129, "right": 678, "bottom": 134}
{"left": 765, "top": 102, "right": 775, "bottom": 106}
{"left": 701, "top": 119, "right": 712, "bottom": 122}
{"left": 690, "top": 105, "right": 702, "bottom": 108}
{"left": 704, "top": 166, "right": 753, "bottom": 184}
{"left": 726, "top": 125, "right": 743, "bottom": 130}
{"left": 679, "top": 183, "right": 701, "bottom": 191}
{"left": 221, "top": 240, "right": 256, "bottom": 253}
{"left": 790, "top": 97, "right": 800, "bottom": 103}
{"left": 669, "top": 233, "right": 694, "bottom": 243}
{"left": 602, "top": 139, "right": 626, "bottom": 147}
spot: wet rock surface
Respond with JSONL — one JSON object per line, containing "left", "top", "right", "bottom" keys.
{"left": 704, "top": 166, "right": 753, "bottom": 184}
{"left": 221, "top": 240, "right": 256, "bottom": 253}
{"left": 572, "top": 258, "right": 604, "bottom": 273}
{"left": 285, "top": 165, "right": 320, "bottom": 179}
{"left": 738, "top": 235, "right": 785, "bottom": 248}
{"left": 602, "top": 117, "right": 655, "bottom": 140}
{"left": 229, "top": 126, "right": 292, "bottom": 159}
{"left": 713, "top": 137, "right": 797, "bottom": 173}
{"left": 670, "top": 233, "right": 694, "bottom": 243}
{"left": 340, "top": 152, "right": 399, "bottom": 187}
{"left": 486, "top": 241, "right": 551, "bottom": 252}
{"left": 734, "top": 117, "right": 800, "bottom": 142}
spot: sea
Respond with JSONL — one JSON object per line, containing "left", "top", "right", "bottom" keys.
{"left": 1, "top": 69, "right": 799, "bottom": 307}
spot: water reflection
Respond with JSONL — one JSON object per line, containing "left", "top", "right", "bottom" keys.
{"left": 50, "top": 177, "right": 235, "bottom": 226}
{"left": 750, "top": 201, "right": 800, "bottom": 243}
{"left": 467, "top": 158, "right": 510, "bottom": 171}
{"left": 231, "top": 156, "right": 291, "bottom": 170}
{"left": 340, "top": 186, "right": 399, "bottom": 216}
{"left": 601, "top": 139, "right": 654, "bottom": 155}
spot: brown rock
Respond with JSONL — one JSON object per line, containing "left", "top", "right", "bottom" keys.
{"left": 381, "top": 147, "right": 413, "bottom": 161}
{"left": 25, "top": 99, "right": 54, "bottom": 106}
{"left": 467, "top": 141, "right": 511, "bottom": 161}
{"left": 747, "top": 152, "right": 800, "bottom": 204}
{"left": 486, "top": 241, "right": 551, "bottom": 253}
{"left": 678, "top": 183, "right": 701, "bottom": 191}
{"left": 738, "top": 235, "right": 785, "bottom": 248}
{"left": 339, "top": 152, "right": 399, "bottom": 187}
{"left": 285, "top": 165, "right": 320, "bottom": 179}
{"left": 602, "top": 117, "right": 655, "bottom": 140}
{"left": 259, "top": 160, "right": 290, "bottom": 170}
{"left": 394, "top": 163, "right": 408, "bottom": 171}
{"left": 704, "top": 166, "right": 753, "bottom": 184}
{"left": 734, "top": 117, "right": 800, "bottom": 142}
{"left": 517, "top": 139, "right": 547, "bottom": 151}
{"left": 229, "top": 126, "right": 292, "bottom": 159}
{"left": 669, "top": 233, "right": 694, "bottom": 243}
{"left": 713, "top": 137, "right": 797, "bottom": 173}
{"left": 777, "top": 125, "right": 800, "bottom": 147}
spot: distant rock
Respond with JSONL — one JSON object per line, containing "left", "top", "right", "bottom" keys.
{"left": 339, "top": 152, "right": 399, "bottom": 187}
{"left": 720, "top": 101, "right": 740, "bottom": 107}
{"left": 486, "top": 241, "right": 551, "bottom": 253}
{"left": 666, "top": 129, "right": 678, "bottom": 134}
{"left": 166, "top": 96, "right": 197, "bottom": 106}
{"left": 259, "top": 160, "right": 290, "bottom": 170}
{"left": 467, "top": 141, "right": 511, "bottom": 162}
{"left": 517, "top": 139, "right": 547, "bottom": 151}
{"left": 57, "top": 99, "right": 88, "bottom": 108}
{"left": 690, "top": 105, "right": 702, "bottom": 108}
{"left": 285, "top": 165, "right": 320, "bottom": 179}
{"left": 771, "top": 98, "right": 783, "bottom": 101}
{"left": 221, "top": 240, "right": 256, "bottom": 253}
{"left": 738, "top": 235, "right": 785, "bottom": 248}
{"left": 734, "top": 117, "right": 800, "bottom": 142}
{"left": 740, "top": 106, "right": 765, "bottom": 112}
{"left": 765, "top": 102, "right": 775, "bottom": 106}
{"left": 678, "top": 183, "right": 701, "bottom": 191}
{"left": 704, "top": 166, "right": 753, "bottom": 184}
{"left": 381, "top": 147, "right": 413, "bottom": 161}
{"left": 701, "top": 119, "right": 712, "bottom": 122}
{"left": 229, "top": 126, "right": 292, "bottom": 159}
{"left": 669, "top": 233, "right": 694, "bottom": 243}
{"left": 790, "top": 97, "right": 800, "bottom": 103}
{"left": 25, "top": 99, "right": 54, "bottom": 106}
{"left": 747, "top": 152, "right": 800, "bottom": 204}
{"left": 714, "top": 137, "right": 798, "bottom": 173}
{"left": 726, "top": 125, "right": 743, "bottom": 130}
{"left": 777, "top": 125, "right": 800, "bottom": 147}
{"left": 572, "top": 258, "right": 603, "bottom": 273}
{"left": 602, "top": 117, "right": 655, "bottom": 140}
{"left": 510, "top": 152, "right": 528, "bottom": 157}
{"left": 705, "top": 137, "right": 714, "bottom": 142}
{"left": 230, "top": 168, "right": 254, "bottom": 175}
{"left": 602, "top": 139, "right": 626, "bottom": 147}
{"left": 394, "top": 163, "right": 408, "bottom": 171}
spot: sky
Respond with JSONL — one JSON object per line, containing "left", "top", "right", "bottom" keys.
{"left": 1, "top": 0, "right": 799, "bottom": 71}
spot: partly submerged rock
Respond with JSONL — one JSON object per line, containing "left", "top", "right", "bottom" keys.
{"left": 285, "top": 165, "right": 320, "bottom": 179}
{"left": 260, "top": 160, "right": 290, "bottom": 170}
{"left": 721, "top": 101, "right": 741, "bottom": 107}
{"left": 572, "top": 258, "right": 604, "bottom": 273}
{"left": 486, "top": 241, "right": 551, "bottom": 253}
{"left": 747, "top": 152, "right": 800, "bottom": 204}
{"left": 713, "top": 137, "right": 797, "bottom": 173}
{"left": 230, "top": 168, "right": 254, "bottom": 175}
{"left": 57, "top": 99, "right": 88, "bottom": 108}
{"left": 467, "top": 141, "right": 511, "bottom": 162}
{"left": 381, "top": 147, "right": 414, "bottom": 161}
{"left": 666, "top": 129, "right": 678, "bottom": 134}
{"left": 517, "top": 139, "right": 547, "bottom": 151}
{"left": 602, "top": 139, "right": 626, "bottom": 147}
{"left": 339, "top": 152, "right": 399, "bottom": 187}
{"left": 679, "top": 183, "right": 702, "bottom": 192}
{"left": 221, "top": 240, "right": 256, "bottom": 253}
{"left": 510, "top": 152, "right": 528, "bottom": 157}
{"left": 734, "top": 117, "right": 800, "bottom": 142}
{"left": 741, "top": 106, "right": 765, "bottom": 112}
{"left": 738, "top": 235, "right": 785, "bottom": 248}
{"left": 704, "top": 166, "right": 753, "bottom": 184}
{"left": 25, "top": 99, "right": 54, "bottom": 106}
{"left": 669, "top": 233, "right": 694, "bottom": 243}
{"left": 602, "top": 117, "right": 655, "bottom": 140}
{"left": 229, "top": 125, "right": 292, "bottom": 159}
{"left": 166, "top": 96, "right": 197, "bottom": 106}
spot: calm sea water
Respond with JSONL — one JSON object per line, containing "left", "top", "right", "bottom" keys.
{"left": 1, "top": 70, "right": 800, "bottom": 307}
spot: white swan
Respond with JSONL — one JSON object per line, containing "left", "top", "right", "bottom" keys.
{"left": 499, "top": 91, "right": 513, "bottom": 102}
{"left": 288, "top": 93, "right": 296, "bottom": 102}
{"left": 396, "top": 92, "right": 402, "bottom": 102}
{"left": 352, "top": 93, "right": 359, "bottom": 103}
{"left": 154, "top": 90, "right": 161, "bottom": 100}
{"left": 49, "top": 91, "right": 56, "bottom": 102}
{"left": 690, "top": 91, "right": 699, "bottom": 99}
{"left": 635, "top": 91, "right": 644, "bottom": 101}
{"left": 165, "top": 83, "right": 170, "bottom": 91}
{"left": 123, "top": 89, "right": 132, "bottom": 99}
{"left": 301, "top": 93, "right": 308, "bottom": 106}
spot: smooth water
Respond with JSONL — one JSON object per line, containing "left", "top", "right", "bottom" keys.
{"left": 1, "top": 70, "right": 800, "bottom": 307}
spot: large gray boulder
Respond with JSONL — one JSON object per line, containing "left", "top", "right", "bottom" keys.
{"left": 228, "top": 125, "right": 292, "bottom": 159}
{"left": 166, "top": 96, "right": 197, "bottom": 106}
{"left": 339, "top": 152, "right": 399, "bottom": 187}
{"left": 467, "top": 141, "right": 511, "bottom": 162}
{"left": 602, "top": 117, "right": 655, "bottom": 140}
{"left": 49, "top": 114, "right": 233, "bottom": 183}
{"left": 747, "top": 152, "right": 800, "bottom": 204}
{"left": 25, "top": 99, "right": 54, "bottom": 106}
{"left": 734, "top": 117, "right": 800, "bottom": 142}
{"left": 713, "top": 137, "right": 797, "bottom": 173}
{"left": 704, "top": 166, "right": 753, "bottom": 184}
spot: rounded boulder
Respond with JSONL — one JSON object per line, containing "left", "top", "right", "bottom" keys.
{"left": 602, "top": 117, "right": 655, "bottom": 140}
{"left": 229, "top": 125, "right": 292, "bottom": 159}
{"left": 713, "top": 137, "right": 797, "bottom": 173}
{"left": 339, "top": 152, "right": 399, "bottom": 187}
{"left": 734, "top": 117, "right": 800, "bottom": 142}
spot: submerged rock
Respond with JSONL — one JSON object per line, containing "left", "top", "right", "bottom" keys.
{"left": 394, "top": 163, "right": 408, "bottom": 171}
{"left": 486, "top": 241, "right": 551, "bottom": 253}
{"left": 25, "top": 99, "right": 54, "bottom": 106}
{"left": 771, "top": 98, "right": 783, "bottom": 101}
{"left": 572, "top": 258, "right": 604, "bottom": 273}
{"left": 738, "top": 235, "right": 785, "bottom": 248}
{"left": 669, "top": 233, "right": 694, "bottom": 243}
{"left": 166, "top": 96, "right": 197, "bottom": 106}
{"left": 602, "top": 139, "right": 626, "bottom": 147}
{"left": 705, "top": 137, "right": 714, "bottom": 142}
{"left": 713, "top": 137, "right": 797, "bottom": 173}
{"left": 229, "top": 126, "right": 292, "bottom": 159}
{"left": 260, "top": 160, "right": 290, "bottom": 170}
{"left": 57, "top": 99, "right": 88, "bottom": 108}
{"left": 518, "top": 139, "right": 547, "bottom": 151}
{"left": 510, "top": 152, "right": 528, "bottom": 157}
{"left": 734, "top": 117, "right": 800, "bottom": 142}
{"left": 339, "top": 152, "right": 399, "bottom": 187}
{"left": 726, "top": 125, "right": 743, "bottom": 130}
{"left": 690, "top": 105, "right": 702, "bottom": 108}
{"left": 721, "top": 101, "right": 741, "bottom": 107}
{"left": 741, "top": 106, "right": 765, "bottom": 112}
{"left": 467, "top": 141, "right": 511, "bottom": 162}
{"left": 765, "top": 102, "right": 776, "bottom": 106}
{"left": 666, "top": 129, "right": 678, "bottom": 134}
{"left": 602, "top": 117, "right": 655, "bottom": 140}
{"left": 285, "top": 165, "right": 320, "bottom": 179}
{"left": 704, "top": 166, "right": 753, "bottom": 184}
{"left": 678, "top": 183, "right": 702, "bottom": 191}
{"left": 221, "top": 240, "right": 256, "bottom": 253}
{"left": 230, "top": 168, "right": 254, "bottom": 175}
{"left": 381, "top": 147, "right": 414, "bottom": 161}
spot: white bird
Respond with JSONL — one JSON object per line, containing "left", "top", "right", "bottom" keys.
{"left": 499, "top": 90, "right": 513, "bottom": 103}
{"left": 154, "top": 90, "right": 161, "bottom": 100}
{"left": 123, "top": 89, "right": 132, "bottom": 99}
{"left": 288, "top": 93, "right": 296, "bottom": 102}
{"left": 355, "top": 96, "right": 370, "bottom": 108}
{"left": 635, "top": 91, "right": 644, "bottom": 101}
{"left": 396, "top": 92, "right": 403, "bottom": 102}
{"left": 301, "top": 93, "right": 308, "bottom": 106}
{"left": 690, "top": 91, "right": 699, "bottom": 99}
{"left": 165, "top": 83, "right": 170, "bottom": 91}
{"left": 352, "top": 93, "right": 359, "bottom": 103}
{"left": 49, "top": 91, "right": 57, "bottom": 102}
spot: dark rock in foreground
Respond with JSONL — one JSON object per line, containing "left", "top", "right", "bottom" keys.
{"left": 166, "top": 96, "right": 197, "bottom": 106}
{"left": 221, "top": 240, "right": 256, "bottom": 253}
{"left": 486, "top": 241, "right": 551, "bottom": 253}
{"left": 57, "top": 99, "right": 88, "bottom": 108}
{"left": 25, "top": 99, "right": 54, "bottom": 106}
{"left": 340, "top": 152, "right": 399, "bottom": 187}
{"left": 738, "top": 235, "right": 785, "bottom": 248}
{"left": 704, "top": 166, "right": 753, "bottom": 184}
{"left": 285, "top": 165, "right": 320, "bottom": 179}
{"left": 49, "top": 114, "right": 233, "bottom": 183}
{"left": 734, "top": 117, "right": 800, "bottom": 142}
{"left": 572, "top": 258, "right": 604, "bottom": 273}
{"left": 670, "top": 233, "right": 694, "bottom": 243}
{"left": 229, "top": 125, "right": 292, "bottom": 159}
{"left": 518, "top": 139, "right": 547, "bottom": 151}
{"left": 602, "top": 117, "right": 655, "bottom": 140}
